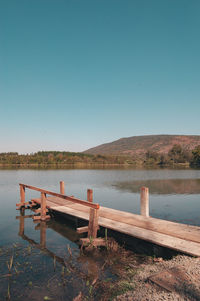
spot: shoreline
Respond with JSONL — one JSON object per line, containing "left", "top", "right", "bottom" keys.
{"left": 114, "top": 254, "right": 200, "bottom": 301}
{"left": 0, "top": 162, "right": 196, "bottom": 169}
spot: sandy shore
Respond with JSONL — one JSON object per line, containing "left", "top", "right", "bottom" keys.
{"left": 114, "top": 255, "right": 200, "bottom": 301}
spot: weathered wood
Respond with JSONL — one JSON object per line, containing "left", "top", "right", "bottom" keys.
{"left": 77, "top": 226, "right": 89, "bottom": 234}
{"left": 140, "top": 186, "right": 149, "bottom": 217}
{"left": 87, "top": 189, "right": 93, "bottom": 202}
{"left": 80, "top": 238, "right": 106, "bottom": 247}
{"left": 149, "top": 267, "right": 196, "bottom": 293}
{"left": 34, "top": 208, "right": 48, "bottom": 214}
{"left": 97, "top": 217, "right": 200, "bottom": 256}
{"left": 33, "top": 215, "right": 50, "bottom": 221}
{"left": 41, "top": 192, "right": 47, "bottom": 221}
{"left": 20, "top": 184, "right": 25, "bottom": 205}
{"left": 60, "top": 181, "right": 65, "bottom": 194}
{"left": 37, "top": 200, "right": 200, "bottom": 256}
{"left": 20, "top": 183, "right": 99, "bottom": 209}
{"left": 33, "top": 215, "right": 42, "bottom": 221}
{"left": 20, "top": 183, "right": 200, "bottom": 256}
{"left": 32, "top": 196, "right": 200, "bottom": 244}
{"left": 88, "top": 208, "right": 99, "bottom": 239}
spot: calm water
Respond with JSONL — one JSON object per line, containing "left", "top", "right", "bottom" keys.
{"left": 0, "top": 168, "right": 200, "bottom": 300}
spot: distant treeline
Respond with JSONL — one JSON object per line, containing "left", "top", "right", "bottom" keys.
{"left": 144, "top": 144, "right": 200, "bottom": 167}
{"left": 0, "top": 145, "right": 200, "bottom": 167}
{"left": 0, "top": 151, "right": 134, "bottom": 166}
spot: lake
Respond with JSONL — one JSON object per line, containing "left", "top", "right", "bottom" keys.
{"left": 0, "top": 168, "right": 200, "bottom": 300}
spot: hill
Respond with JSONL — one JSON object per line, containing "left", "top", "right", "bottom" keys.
{"left": 84, "top": 135, "right": 200, "bottom": 157}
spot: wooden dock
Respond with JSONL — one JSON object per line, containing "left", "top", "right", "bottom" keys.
{"left": 16, "top": 182, "right": 200, "bottom": 257}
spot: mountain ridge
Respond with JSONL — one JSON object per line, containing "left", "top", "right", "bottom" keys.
{"left": 84, "top": 135, "right": 200, "bottom": 157}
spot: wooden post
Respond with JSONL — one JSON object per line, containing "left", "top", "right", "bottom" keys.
{"left": 88, "top": 208, "right": 99, "bottom": 239}
{"left": 87, "top": 189, "right": 93, "bottom": 203}
{"left": 140, "top": 187, "right": 149, "bottom": 217}
{"left": 41, "top": 192, "right": 47, "bottom": 221}
{"left": 20, "top": 184, "right": 25, "bottom": 205}
{"left": 60, "top": 181, "right": 65, "bottom": 194}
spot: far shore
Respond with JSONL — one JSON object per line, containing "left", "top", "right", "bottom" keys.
{"left": 0, "top": 162, "right": 194, "bottom": 169}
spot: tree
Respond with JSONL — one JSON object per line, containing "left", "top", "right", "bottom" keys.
{"left": 145, "top": 150, "right": 160, "bottom": 165}
{"left": 168, "top": 144, "right": 186, "bottom": 163}
{"left": 190, "top": 145, "right": 200, "bottom": 167}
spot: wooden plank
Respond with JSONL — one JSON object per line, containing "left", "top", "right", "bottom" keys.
{"left": 20, "top": 183, "right": 99, "bottom": 209}
{"left": 97, "top": 217, "right": 200, "bottom": 257}
{"left": 30, "top": 195, "right": 200, "bottom": 256}
{"left": 33, "top": 215, "right": 50, "bottom": 221}
{"left": 100, "top": 207, "right": 200, "bottom": 244}
{"left": 34, "top": 200, "right": 200, "bottom": 256}
{"left": 32, "top": 196, "right": 200, "bottom": 243}
{"left": 16, "top": 201, "right": 30, "bottom": 207}
{"left": 32, "top": 197, "right": 90, "bottom": 213}
{"left": 77, "top": 226, "right": 89, "bottom": 234}
{"left": 34, "top": 208, "right": 48, "bottom": 214}
{"left": 80, "top": 238, "right": 106, "bottom": 247}
{"left": 49, "top": 204, "right": 89, "bottom": 220}
{"left": 149, "top": 267, "right": 198, "bottom": 293}
{"left": 33, "top": 216, "right": 41, "bottom": 221}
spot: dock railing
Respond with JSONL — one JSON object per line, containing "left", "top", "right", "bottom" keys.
{"left": 17, "top": 182, "right": 150, "bottom": 246}
{"left": 17, "top": 182, "right": 100, "bottom": 240}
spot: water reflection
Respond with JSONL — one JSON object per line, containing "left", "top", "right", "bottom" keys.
{"left": 16, "top": 211, "right": 80, "bottom": 266}
{"left": 1, "top": 169, "right": 200, "bottom": 300}
{"left": 113, "top": 179, "right": 200, "bottom": 194}
{"left": 12, "top": 211, "right": 145, "bottom": 300}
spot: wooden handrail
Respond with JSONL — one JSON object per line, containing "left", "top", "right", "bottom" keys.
{"left": 19, "top": 183, "right": 100, "bottom": 209}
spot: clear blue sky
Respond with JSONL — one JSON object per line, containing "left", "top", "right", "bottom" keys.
{"left": 0, "top": 0, "right": 200, "bottom": 153}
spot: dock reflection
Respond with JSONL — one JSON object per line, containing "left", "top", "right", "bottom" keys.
{"left": 16, "top": 211, "right": 100, "bottom": 282}
{"left": 16, "top": 212, "right": 67, "bottom": 265}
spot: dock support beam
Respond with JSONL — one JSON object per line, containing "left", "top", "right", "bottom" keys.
{"left": 20, "top": 184, "right": 25, "bottom": 206}
{"left": 140, "top": 187, "right": 149, "bottom": 217}
{"left": 88, "top": 208, "right": 99, "bottom": 239}
{"left": 60, "top": 181, "right": 65, "bottom": 194}
{"left": 41, "top": 192, "right": 47, "bottom": 221}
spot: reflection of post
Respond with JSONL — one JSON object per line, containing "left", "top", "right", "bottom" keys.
{"left": 78, "top": 256, "right": 99, "bottom": 283}
{"left": 41, "top": 192, "right": 47, "bottom": 221}
{"left": 140, "top": 187, "right": 149, "bottom": 217}
{"left": 60, "top": 181, "right": 65, "bottom": 194}
{"left": 87, "top": 258, "right": 98, "bottom": 281}
{"left": 18, "top": 212, "right": 25, "bottom": 236}
{"left": 40, "top": 222, "right": 46, "bottom": 249}
{"left": 87, "top": 189, "right": 93, "bottom": 203}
